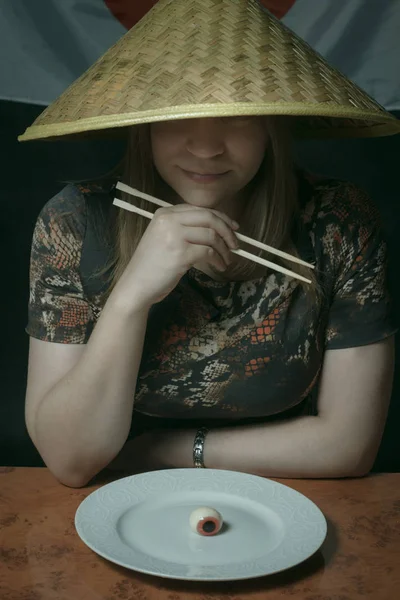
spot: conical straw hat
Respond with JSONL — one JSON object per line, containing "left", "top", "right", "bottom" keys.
{"left": 19, "top": 0, "right": 399, "bottom": 142}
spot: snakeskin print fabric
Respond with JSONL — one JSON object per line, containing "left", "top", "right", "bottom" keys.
{"left": 27, "top": 176, "right": 396, "bottom": 421}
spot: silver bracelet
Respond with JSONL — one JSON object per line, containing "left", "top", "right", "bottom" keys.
{"left": 193, "top": 427, "right": 209, "bottom": 468}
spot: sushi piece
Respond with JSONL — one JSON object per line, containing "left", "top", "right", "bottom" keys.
{"left": 189, "top": 506, "right": 223, "bottom": 536}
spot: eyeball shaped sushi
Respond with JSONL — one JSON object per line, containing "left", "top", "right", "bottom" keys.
{"left": 189, "top": 506, "right": 223, "bottom": 536}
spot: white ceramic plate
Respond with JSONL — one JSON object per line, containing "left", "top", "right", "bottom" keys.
{"left": 75, "top": 469, "right": 327, "bottom": 581}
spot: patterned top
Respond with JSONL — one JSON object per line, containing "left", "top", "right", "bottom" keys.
{"left": 27, "top": 174, "right": 396, "bottom": 431}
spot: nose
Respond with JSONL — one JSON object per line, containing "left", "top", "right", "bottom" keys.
{"left": 185, "top": 118, "right": 224, "bottom": 158}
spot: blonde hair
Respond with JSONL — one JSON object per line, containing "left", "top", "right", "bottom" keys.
{"left": 106, "top": 117, "right": 319, "bottom": 300}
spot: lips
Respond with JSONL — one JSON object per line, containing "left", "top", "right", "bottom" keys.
{"left": 180, "top": 168, "right": 229, "bottom": 182}
{"left": 186, "top": 170, "right": 228, "bottom": 175}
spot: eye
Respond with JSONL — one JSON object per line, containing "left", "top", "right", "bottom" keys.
{"left": 189, "top": 506, "right": 223, "bottom": 536}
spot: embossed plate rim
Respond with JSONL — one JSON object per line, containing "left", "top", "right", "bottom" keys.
{"left": 75, "top": 468, "right": 327, "bottom": 581}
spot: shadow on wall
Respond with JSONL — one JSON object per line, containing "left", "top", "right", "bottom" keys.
{"left": 1, "top": 100, "right": 399, "bottom": 471}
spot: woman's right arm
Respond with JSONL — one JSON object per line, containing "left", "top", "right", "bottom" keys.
{"left": 26, "top": 203, "right": 239, "bottom": 487}
{"left": 26, "top": 298, "right": 149, "bottom": 489}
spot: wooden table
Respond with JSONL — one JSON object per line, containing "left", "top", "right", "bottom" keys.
{"left": 1, "top": 468, "right": 399, "bottom": 600}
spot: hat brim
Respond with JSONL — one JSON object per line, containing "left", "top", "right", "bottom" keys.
{"left": 18, "top": 102, "right": 400, "bottom": 142}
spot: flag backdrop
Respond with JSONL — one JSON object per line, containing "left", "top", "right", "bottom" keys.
{"left": 0, "top": 0, "right": 399, "bottom": 110}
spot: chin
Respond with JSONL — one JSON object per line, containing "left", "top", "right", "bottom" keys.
{"left": 176, "top": 188, "right": 229, "bottom": 209}
{"left": 183, "top": 197, "right": 222, "bottom": 209}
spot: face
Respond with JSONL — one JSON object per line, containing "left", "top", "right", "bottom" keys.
{"left": 150, "top": 117, "right": 268, "bottom": 214}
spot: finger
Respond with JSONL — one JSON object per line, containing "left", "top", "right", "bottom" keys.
{"left": 187, "top": 244, "right": 227, "bottom": 273}
{"left": 149, "top": 211, "right": 230, "bottom": 268}
{"left": 170, "top": 203, "right": 239, "bottom": 231}
{"left": 171, "top": 208, "right": 239, "bottom": 251}
{"left": 183, "top": 227, "right": 232, "bottom": 267}
{"left": 209, "top": 208, "right": 240, "bottom": 231}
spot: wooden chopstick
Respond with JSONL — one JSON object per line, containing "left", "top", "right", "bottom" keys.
{"left": 117, "top": 182, "right": 171, "bottom": 208}
{"left": 116, "top": 182, "right": 315, "bottom": 271}
{"left": 113, "top": 184, "right": 312, "bottom": 284}
{"left": 113, "top": 197, "right": 311, "bottom": 284}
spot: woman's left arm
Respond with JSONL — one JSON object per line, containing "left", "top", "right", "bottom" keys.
{"left": 110, "top": 336, "right": 394, "bottom": 478}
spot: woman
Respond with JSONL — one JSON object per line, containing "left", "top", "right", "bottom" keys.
{"left": 21, "top": 0, "right": 398, "bottom": 487}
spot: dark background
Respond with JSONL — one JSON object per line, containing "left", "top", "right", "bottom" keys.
{"left": 1, "top": 100, "right": 399, "bottom": 470}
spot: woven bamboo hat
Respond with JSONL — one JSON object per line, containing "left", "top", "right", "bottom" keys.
{"left": 19, "top": 0, "right": 399, "bottom": 142}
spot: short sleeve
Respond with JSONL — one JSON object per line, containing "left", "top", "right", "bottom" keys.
{"left": 26, "top": 185, "right": 94, "bottom": 344}
{"left": 324, "top": 184, "right": 397, "bottom": 349}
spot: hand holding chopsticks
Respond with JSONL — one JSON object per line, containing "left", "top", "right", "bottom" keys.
{"left": 113, "top": 181, "right": 314, "bottom": 284}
